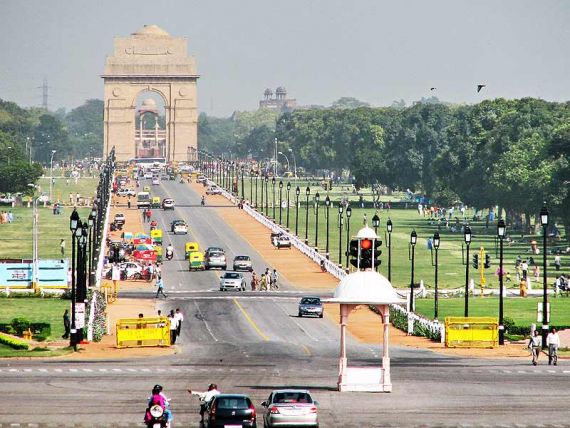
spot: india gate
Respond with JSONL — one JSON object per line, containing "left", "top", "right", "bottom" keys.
{"left": 102, "top": 24, "right": 198, "bottom": 163}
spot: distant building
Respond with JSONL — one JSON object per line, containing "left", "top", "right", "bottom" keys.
{"left": 259, "top": 87, "right": 297, "bottom": 113}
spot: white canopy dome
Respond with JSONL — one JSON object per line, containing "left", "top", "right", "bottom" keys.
{"left": 325, "top": 271, "right": 405, "bottom": 305}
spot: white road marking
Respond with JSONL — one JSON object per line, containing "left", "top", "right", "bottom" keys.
{"left": 193, "top": 300, "right": 218, "bottom": 342}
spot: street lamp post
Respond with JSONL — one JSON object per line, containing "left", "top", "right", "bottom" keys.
{"left": 315, "top": 192, "right": 320, "bottom": 247}
{"left": 288, "top": 148, "right": 297, "bottom": 182}
{"left": 540, "top": 206, "right": 549, "bottom": 348}
{"left": 279, "top": 181, "right": 283, "bottom": 225}
{"left": 346, "top": 206, "right": 352, "bottom": 268}
{"left": 69, "top": 209, "right": 80, "bottom": 351}
{"left": 265, "top": 176, "right": 269, "bottom": 216}
{"left": 255, "top": 174, "right": 259, "bottom": 209}
{"left": 87, "top": 213, "right": 94, "bottom": 288}
{"left": 433, "top": 232, "right": 440, "bottom": 321}
{"left": 295, "top": 187, "right": 300, "bottom": 235}
{"left": 464, "top": 225, "right": 472, "bottom": 317}
{"left": 410, "top": 230, "right": 417, "bottom": 312}
{"left": 277, "top": 151, "right": 290, "bottom": 173}
{"left": 49, "top": 150, "right": 57, "bottom": 203}
{"left": 272, "top": 177, "right": 276, "bottom": 219}
{"left": 304, "top": 187, "right": 310, "bottom": 243}
{"left": 241, "top": 165, "right": 245, "bottom": 200}
{"left": 497, "top": 219, "right": 506, "bottom": 345}
{"left": 325, "top": 196, "right": 331, "bottom": 259}
{"left": 372, "top": 213, "right": 380, "bottom": 235}
{"left": 286, "top": 182, "right": 291, "bottom": 230}
{"left": 387, "top": 219, "right": 393, "bottom": 282}
{"left": 338, "top": 205, "right": 344, "bottom": 264}
{"left": 250, "top": 170, "right": 254, "bottom": 205}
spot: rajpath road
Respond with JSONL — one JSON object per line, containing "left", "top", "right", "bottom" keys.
{"left": 1, "top": 179, "right": 568, "bottom": 427}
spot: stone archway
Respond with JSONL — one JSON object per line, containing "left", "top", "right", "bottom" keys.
{"left": 102, "top": 24, "right": 199, "bottom": 163}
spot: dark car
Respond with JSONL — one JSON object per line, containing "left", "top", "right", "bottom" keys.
{"left": 205, "top": 394, "right": 257, "bottom": 428}
{"left": 298, "top": 297, "right": 324, "bottom": 318}
{"left": 170, "top": 219, "right": 186, "bottom": 232}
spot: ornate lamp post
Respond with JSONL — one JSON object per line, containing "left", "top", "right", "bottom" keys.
{"left": 387, "top": 219, "right": 393, "bottom": 282}
{"left": 279, "top": 180, "right": 283, "bottom": 225}
{"left": 69, "top": 209, "right": 80, "bottom": 351}
{"left": 540, "top": 205, "right": 549, "bottom": 348}
{"left": 433, "top": 231, "right": 440, "bottom": 321}
{"left": 87, "top": 213, "right": 94, "bottom": 288}
{"left": 272, "top": 177, "right": 276, "bottom": 219}
{"left": 286, "top": 182, "right": 291, "bottom": 230}
{"left": 250, "top": 170, "right": 254, "bottom": 204}
{"left": 410, "top": 230, "right": 418, "bottom": 312}
{"left": 295, "top": 186, "right": 300, "bottom": 235}
{"left": 464, "top": 225, "right": 472, "bottom": 317}
{"left": 254, "top": 173, "right": 258, "bottom": 209}
{"left": 315, "top": 192, "right": 320, "bottom": 247}
{"left": 265, "top": 176, "right": 269, "bottom": 216}
{"left": 497, "top": 219, "right": 506, "bottom": 345}
{"left": 338, "top": 205, "right": 344, "bottom": 264}
{"left": 260, "top": 175, "right": 264, "bottom": 213}
{"left": 305, "top": 186, "right": 310, "bottom": 243}
{"left": 325, "top": 196, "right": 331, "bottom": 259}
{"left": 345, "top": 206, "right": 352, "bottom": 268}
{"left": 241, "top": 165, "right": 245, "bottom": 200}
{"left": 372, "top": 213, "right": 380, "bottom": 235}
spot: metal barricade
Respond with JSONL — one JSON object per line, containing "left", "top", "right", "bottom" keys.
{"left": 116, "top": 317, "right": 171, "bottom": 348}
{"left": 445, "top": 317, "right": 498, "bottom": 348}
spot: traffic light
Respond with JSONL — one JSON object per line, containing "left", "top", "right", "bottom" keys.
{"left": 484, "top": 254, "right": 491, "bottom": 269}
{"left": 373, "top": 239, "right": 382, "bottom": 268}
{"left": 359, "top": 238, "right": 374, "bottom": 269}
{"left": 349, "top": 239, "right": 360, "bottom": 268}
{"left": 472, "top": 254, "right": 479, "bottom": 269}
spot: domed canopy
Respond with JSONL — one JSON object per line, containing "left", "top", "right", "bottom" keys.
{"left": 142, "top": 98, "right": 157, "bottom": 107}
{"left": 356, "top": 226, "right": 378, "bottom": 240}
{"left": 264, "top": 88, "right": 274, "bottom": 96}
{"left": 325, "top": 271, "right": 405, "bottom": 305}
{"left": 133, "top": 24, "right": 170, "bottom": 37}
{"left": 276, "top": 86, "right": 287, "bottom": 94}
{"left": 139, "top": 98, "right": 159, "bottom": 114}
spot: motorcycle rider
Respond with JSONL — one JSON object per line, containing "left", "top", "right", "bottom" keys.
{"left": 188, "top": 383, "right": 220, "bottom": 423}
{"left": 165, "top": 244, "right": 174, "bottom": 260}
{"left": 150, "top": 219, "right": 158, "bottom": 231}
{"left": 145, "top": 384, "right": 172, "bottom": 427}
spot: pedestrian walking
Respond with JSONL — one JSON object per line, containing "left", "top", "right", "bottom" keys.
{"left": 62, "top": 309, "right": 71, "bottom": 339}
{"left": 146, "top": 209, "right": 152, "bottom": 223}
{"left": 175, "top": 308, "right": 184, "bottom": 338}
{"left": 250, "top": 272, "right": 258, "bottom": 291}
{"left": 142, "top": 209, "right": 146, "bottom": 223}
{"left": 167, "top": 310, "right": 177, "bottom": 344}
{"left": 528, "top": 330, "right": 542, "bottom": 365}
{"left": 127, "top": 196, "right": 131, "bottom": 209}
{"left": 111, "top": 263, "right": 121, "bottom": 292}
{"left": 546, "top": 328, "right": 560, "bottom": 365}
{"left": 271, "top": 269, "right": 279, "bottom": 290}
{"left": 260, "top": 273, "right": 267, "bottom": 291}
{"left": 554, "top": 255, "right": 561, "bottom": 271}
{"left": 155, "top": 275, "right": 167, "bottom": 298}
{"left": 60, "top": 239, "right": 65, "bottom": 257}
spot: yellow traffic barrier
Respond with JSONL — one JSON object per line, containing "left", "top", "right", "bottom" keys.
{"left": 445, "top": 317, "right": 498, "bottom": 348}
{"left": 116, "top": 317, "right": 171, "bottom": 348}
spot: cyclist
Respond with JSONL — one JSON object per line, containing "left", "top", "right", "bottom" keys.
{"left": 546, "top": 327, "right": 560, "bottom": 365}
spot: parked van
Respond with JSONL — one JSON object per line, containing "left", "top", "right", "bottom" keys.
{"left": 137, "top": 192, "right": 151, "bottom": 209}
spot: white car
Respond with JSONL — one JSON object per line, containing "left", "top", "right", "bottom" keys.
{"left": 206, "top": 186, "right": 222, "bottom": 195}
{"left": 173, "top": 222, "right": 188, "bottom": 234}
{"left": 219, "top": 272, "right": 246, "bottom": 291}
{"left": 105, "top": 262, "right": 143, "bottom": 280}
{"left": 152, "top": 178, "right": 160, "bottom": 185}
{"left": 144, "top": 172, "right": 153, "bottom": 179}
{"left": 117, "top": 188, "right": 136, "bottom": 197}
{"left": 162, "top": 198, "right": 175, "bottom": 210}
{"left": 113, "top": 213, "right": 126, "bottom": 225}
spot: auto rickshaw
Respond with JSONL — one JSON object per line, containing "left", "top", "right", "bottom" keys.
{"left": 184, "top": 241, "right": 200, "bottom": 259}
{"left": 151, "top": 197, "right": 161, "bottom": 208}
{"left": 188, "top": 251, "right": 205, "bottom": 271}
{"left": 154, "top": 245, "right": 163, "bottom": 262}
{"left": 143, "top": 185, "right": 151, "bottom": 192}
{"left": 150, "top": 229, "right": 163, "bottom": 245}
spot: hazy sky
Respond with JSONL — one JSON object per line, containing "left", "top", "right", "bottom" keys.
{"left": 1, "top": 0, "right": 569, "bottom": 116}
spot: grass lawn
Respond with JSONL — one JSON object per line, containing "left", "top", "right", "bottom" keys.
{"left": 0, "top": 343, "right": 72, "bottom": 358}
{"left": 415, "top": 296, "right": 570, "bottom": 326}
{"left": 0, "top": 177, "right": 97, "bottom": 260}
{"left": 238, "top": 179, "right": 570, "bottom": 289}
{"left": 0, "top": 297, "right": 69, "bottom": 340}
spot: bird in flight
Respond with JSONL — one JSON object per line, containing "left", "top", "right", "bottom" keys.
{"left": 477, "top": 84, "right": 486, "bottom": 93}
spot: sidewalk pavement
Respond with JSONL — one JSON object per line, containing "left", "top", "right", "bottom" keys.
{"left": 194, "top": 183, "right": 545, "bottom": 360}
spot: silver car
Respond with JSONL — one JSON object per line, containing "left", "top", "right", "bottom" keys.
{"left": 219, "top": 272, "right": 246, "bottom": 291}
{"left": 233, "top": 255, "right": 253, "bottom": 272}
{"left": 298, "top": 297, "right": 324, "bottom": 318}
{"left": 206, "top": 251, "right": 227, "bottom": 270}
{"left": 262, "top": 389, "right": 319, "bottom": 428}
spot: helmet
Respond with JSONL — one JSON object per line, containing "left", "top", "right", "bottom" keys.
{"left": 152, "top": 384, "right": 163, "bottom": 394}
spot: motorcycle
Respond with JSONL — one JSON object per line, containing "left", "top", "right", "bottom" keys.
{"left": 165, "top": 248, "right": 174, "bottom": 261}
{"left": 144, "top": 404, "right": 170, "bottom": 428}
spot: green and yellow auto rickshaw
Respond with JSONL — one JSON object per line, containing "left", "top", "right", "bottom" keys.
{"left": 184, "top": 241, "right": 200, "bottom": 259}
{"left": 188, "top": 251, "right": 205, "bottom": 271}
{"left": 150, "top": 229, "right": 163, "bottom": 245}
{"left": 154, "top": 245, "right": 163, "bottom": 263}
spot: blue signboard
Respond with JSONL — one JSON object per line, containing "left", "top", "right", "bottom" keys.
{"left": 0, "top": 259, "right": 69, "bottom": 288}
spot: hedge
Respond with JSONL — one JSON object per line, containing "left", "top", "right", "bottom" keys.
{"left": 0, "top": 321, "right": 51, "bottom": 341}
{"left": 0, "top": 332, "right": 29, "bottom": 350}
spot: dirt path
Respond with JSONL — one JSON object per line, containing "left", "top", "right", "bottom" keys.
{"left": 193, "top": 183, "right": 536, "bottom": 360}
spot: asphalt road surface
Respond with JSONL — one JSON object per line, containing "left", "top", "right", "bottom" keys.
{"left": 1, "top": 178, "right": 569, "bottom": 427}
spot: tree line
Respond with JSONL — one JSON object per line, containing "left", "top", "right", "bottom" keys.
{"left": 200, "top": 98, "right": 570, "bottom": 233}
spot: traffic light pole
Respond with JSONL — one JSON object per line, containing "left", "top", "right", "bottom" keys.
{"left": 465, "top": 243, "right": 470, "bottom": 317}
